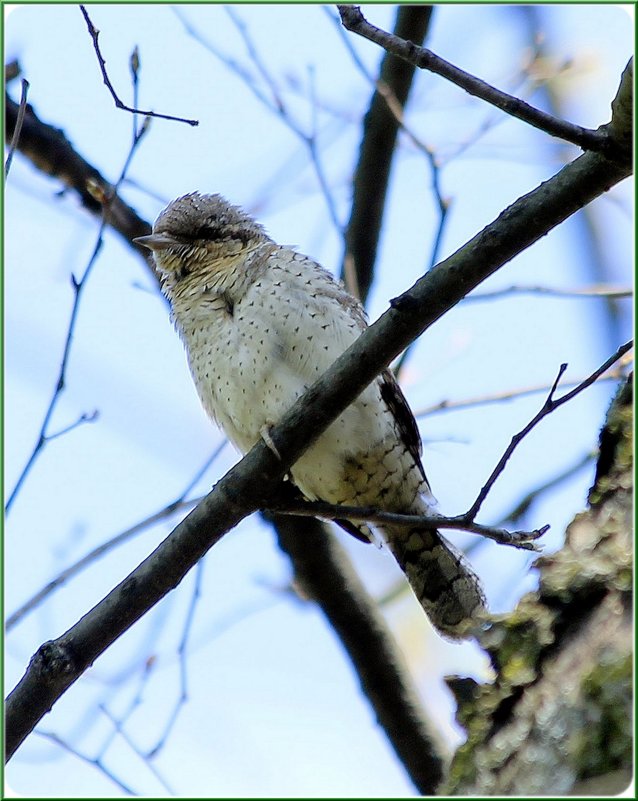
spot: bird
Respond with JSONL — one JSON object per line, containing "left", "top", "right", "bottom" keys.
{"left": 135, "top": 192, "right": 486, "bottom": 638}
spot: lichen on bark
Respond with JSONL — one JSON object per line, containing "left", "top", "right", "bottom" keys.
{"left": 443, "top": 374, "right": 633, "bottom": 795}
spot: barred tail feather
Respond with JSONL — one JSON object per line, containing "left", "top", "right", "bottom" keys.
{"left": 383, "top": 525, "right": 486, "bottom": 639}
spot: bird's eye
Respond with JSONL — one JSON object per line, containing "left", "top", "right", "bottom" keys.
{"left": 193, "top": 225, "right": 222, "bottom": 241}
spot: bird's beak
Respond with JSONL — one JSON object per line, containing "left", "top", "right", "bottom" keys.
{"left": 133, "top": 232, "right": 180, "bottom": 252}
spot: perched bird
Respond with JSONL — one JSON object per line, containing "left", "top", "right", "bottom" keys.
{"left": 135, "top": 192, "right": 485, "bottom": 638}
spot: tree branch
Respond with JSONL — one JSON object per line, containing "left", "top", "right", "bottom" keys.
{"left": 6, "top": 75, "right": 631, "bottom": 759}
{"left": 270, "top": 500, "right": 545, "bottom": 551}
{"left": 340, "top": 4, "right": 432, "bottom": 301}
{"left": 268, "top": 514, "right": 447, "bottom": 794}
{"left": 79, "top": 6, "right": 198, "bottom": 127}
{"left": 4, "top": 92, "right": 156, "bottom": 271}
{"left": 466, "top": 341, "right": 633, "bottom": 520}
{"left": 5, "top": 76, "right": 443, "bottom": 788}
{"left": 4, "top": 77, "right": 29, "bottom": 177}
{"left": 416, "top": 366, "right": 629, "bottom": 418}
{"left": 337, "top": 6, "right": 621, "bottom": 156}
{"left": 5, "top": 116, "right": 151, "bottom": 515}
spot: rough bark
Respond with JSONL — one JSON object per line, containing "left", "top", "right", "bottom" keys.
{"left": 444, "top": 375, "right": 633, "bottom": 795}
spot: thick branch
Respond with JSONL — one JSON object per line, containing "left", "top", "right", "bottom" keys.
{"left": 6, "top": 108, "right": 631, "bottom": 759}
{"left": 5, "top": 85, "right": 441, "bottom": 782}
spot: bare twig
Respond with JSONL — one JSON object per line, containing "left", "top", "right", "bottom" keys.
{"left": 5, "top": 234, "right": 104, "bottom": 514}
{"left": 464, "top": 284, "right": 633, "bottom": 301}
{"left": 4, "top": 94, "right": 156, "bottom": 265}
{"left": 46, "top": 410, "right": 99, "bottom": 442}
{"left": 79, "top": 6, "right": 198, "bottom": 127}
{"left": 224, "top": 7, "right": 343, "bottom": 233}
{"left": 5, "top": 444, "right": 223, "bottom": 631}
{"left": 337, "top": 6, "right": 615, "bottom": 155}
{"left": 98, "top": 706, "right": 174, "bottom": 794}
{"left": 416, "top": 366, "right": 629, "bottom": 418}
{"left": 5, "top": 119, "right": 151, "bottom": 515}
{"left": 6, "top": 120, "right": 631, "bottom": 760}
{"left": 172, "top": 6, "right": 343, "bottom": 235}
{"left": 330, "top": 5, "right": 433, "bottom": 301}
{"left": 5, "top": 496, "right": 194, "bottom": 631}
{"left": 269, "top": 498, "right": 545, "bottom": 550}
{"left": 34, "top": 730, "right": 136, "bottom": 796}
{"left": 329, "top": 4, "right": 443, "bottom": 372}
{"left": 4, "top": 77, "right": 29, "bottom": 177}
{"left": 466, "top": 340, "right": 633, "bottom": 520}
{"left": 325, "top": 7, "right": 432, "bottom": 158}
{"left": 146, "top": 560, "right": 204, "bottom": 758}
{"left": 496, "top": 450, "right": 595, "bottom": 526}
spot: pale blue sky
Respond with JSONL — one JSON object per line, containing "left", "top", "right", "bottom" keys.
{"left": 5, "top": 3, "right": 633, "bottom": 796}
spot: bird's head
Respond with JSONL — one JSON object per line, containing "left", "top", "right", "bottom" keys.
{"left": 134, "top": 192, "right": 270, "bottom": 286}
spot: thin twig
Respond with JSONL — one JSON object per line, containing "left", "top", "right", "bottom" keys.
{"left": 79, "top": 5, "right": 198, "bottom": 127}
{"left": 5, "top": 497, "right": 197, "bottom": 631}
{"left": 147, "top": 560, "right": 204, "bottom": 758}
{"left": 4, "top": 77, "right": 29, "bottom": 177}
{"left": 5, "top": 234, "right": 104, "bottom": 514}
{"left": 496, "top": 450, "right": 595, "bottom": 526}
{"left": 337, "top": 6, "right": 614, "bottom": 155}
{"left": 5, "top": 443, "right": 223, "bottom": 631}
{"left": 416, "top": 366, "right": 629, "bottom": 418}
{"left": 225, "top": 6, "right": 343, "bottom": 233}
{"left": 98, "top": 706, "right": 174, "bottom": 794}
{"left": 464, "top": 284, "right": 633, "bottom": 301}
{"left": 466, "top": 340, "right": 633, "bottom": 520}
{"left": 328, "top": 3, "right": 450, "bottom": 366}
{"left": 325, "top": 6, "right": 434, "bottom": 160}
{"left": 270, "top": 499, "right": 545, "bottom": 551}
{"left": 173, "top": 6, "right": 344, "bottom": 235}
{"left": 34, "top": 730, "right": 136, "bottom": 796}
{"left": 46, "top": 410, "right": 99, "bottom": 442}
{"left": 5, "top": 118, "right": 151, "bottom": 515}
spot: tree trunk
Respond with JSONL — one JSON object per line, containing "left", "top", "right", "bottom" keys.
{"left": 444, "top": 375, "right": 633, "bottom": 795}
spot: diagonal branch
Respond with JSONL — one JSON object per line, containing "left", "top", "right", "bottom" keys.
{"left": 5, "top": 86, "right": 631, "bottom": 760}
{"left": 337, "top": 5, "right": 619, "bottom": 156}
{"left": 5, "top": 81, "right": 444, "bottom": 789}
{"left": 466, "top": 340, "right": 633, "bottom": 520}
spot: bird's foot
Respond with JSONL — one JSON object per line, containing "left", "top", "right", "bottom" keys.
{"left": 260, "top": 424, "right": 281, "bottom": 460}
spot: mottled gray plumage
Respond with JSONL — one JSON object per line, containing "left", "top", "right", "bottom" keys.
{"left": 136, "top": 192, "right": 486, "bottom": 638}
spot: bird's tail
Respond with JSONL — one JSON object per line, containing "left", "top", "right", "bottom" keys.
{"left": 381, "top": 523, "right": 486, "bottom": 639}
